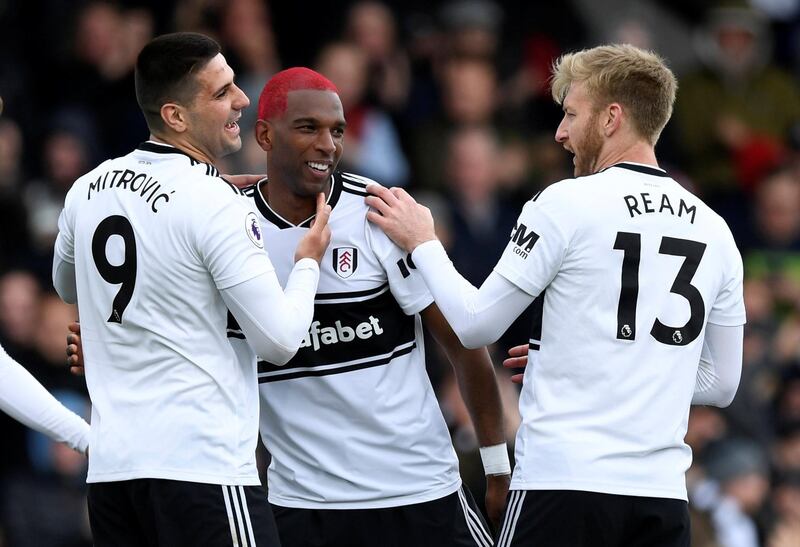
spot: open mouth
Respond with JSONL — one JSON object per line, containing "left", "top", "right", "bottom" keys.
{"left": 306, "top": 161, "right": 330, "bottom": 174}
{"left": 225, "top": 120, "right": 240, "bottom": 133}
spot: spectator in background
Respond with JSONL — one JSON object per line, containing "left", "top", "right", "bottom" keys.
{"left": 0, "top": 118, "right": 23, "bottom": 190}
{"left": 690, "top": 438, "right": 770, "bottom": 547}
{"left": 345, "top": 1, "right": 411, "bottom": 113}
{"left": 739, "top": 169, "right": 800, "bottom": 365}
{"left": 316, "top": 42, "right": 409, "bottom": 186}
{"left": 52, "top": 1, "right": 152, "bottom": 159}
{"left": 23, "top": 122, "right": 94, "bottom": 255}
{"left": 0, "top": 271, "right": 41, "bottom": 359}
{"left": 411, "top": 56, "right": 500, "bottom": 191}
{"left": 438, "top": 0, "right": 503, "bottom": 59}
{"left": 767, "top": 471, "right": 800, "bottom": 547}
{"left": 674, "top": 5, "right": 800, "bottom": 208}
{"left": 215, "top": 0, "right": 282, "bottom": 176}
{"left": 0, "top": 119, "right": 32, "bottom": 270}
{"left": 219, "top": 0, "right": 281, "bottom": 130}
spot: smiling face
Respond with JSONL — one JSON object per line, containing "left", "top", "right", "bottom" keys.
{"left": 554, "top": 80, "right": 605, "bottom": 177}
{"left": 183, "top": 53, "right": 250, "bottom": 162}
{"left": 259, "top": 89, "right": 346, "bottom": 196}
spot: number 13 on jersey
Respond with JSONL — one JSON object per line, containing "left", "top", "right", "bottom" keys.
{"left": 613, "top": 232, "right": 706, "bottom": 346}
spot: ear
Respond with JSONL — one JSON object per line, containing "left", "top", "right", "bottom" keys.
{"left": 255, "top": 119, "right": 273, "bottom": 152}
{"left": 603, "top": 103, "right": 623, "bottom": 137}
{"left": 160, "top": 103, "right": 188, "bottom": 133}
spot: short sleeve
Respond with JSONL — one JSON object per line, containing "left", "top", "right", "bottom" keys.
{"left": 195, "top": 191, "right": 274, "bottom": 290}
{"left": 493, "top": 188, "right": 573, "bottom": 297}
{"left": 708, "top": 229, "right": 746, "bottom": 326}
{"left": 365, "top": 218, "right": 434, "bottom": 315}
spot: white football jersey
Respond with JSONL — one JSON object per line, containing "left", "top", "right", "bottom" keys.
{"left": 231, "top": 172, "right": 462, "bottom": 509}
{"left": 494, "top": 163, "right": 745, "bottom": 501}
{"left": 55, "top": 141, "right": 272, "bottom": 485}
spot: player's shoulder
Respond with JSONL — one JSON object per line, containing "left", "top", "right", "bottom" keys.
{"left": 338, "top": 171, "right": 378, "bottom": 198}
{"left": 334, "top": 171, "right": 381, "bottom": 214}
{"left": 181, "top": 173, "right": 253, "bottom": 215}
{"left": 523, "top": 175, "right": 585, "bottom": 210}
{"left": 63, "top": 157, "right": 118, "bottom": 206}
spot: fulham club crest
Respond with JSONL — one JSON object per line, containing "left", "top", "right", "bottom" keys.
{"left": 333, "top": 247, "right": 358, "bottom": 278}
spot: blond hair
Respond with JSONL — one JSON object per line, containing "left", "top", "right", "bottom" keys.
{"left": 550, "top": 44, "right": 677, "bottom": 145}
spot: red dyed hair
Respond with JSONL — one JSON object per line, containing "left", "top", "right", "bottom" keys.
{"left": 257, "top": 67, "right": 338, "bottom": 120}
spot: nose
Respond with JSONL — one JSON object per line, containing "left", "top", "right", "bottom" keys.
{"left": 555, "top": 119, "right": 567, "bottom": 143}
{"left": 233, "top": 84, "right": 250, "bottom": 110}
{"left": 315, "top": 129, "right": 336, "bottom": 155}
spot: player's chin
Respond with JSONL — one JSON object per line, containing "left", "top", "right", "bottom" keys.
{"left": 221, "top": 137, "right": 243, "bottom": 156}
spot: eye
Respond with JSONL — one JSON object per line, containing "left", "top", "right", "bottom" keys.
{"left": 332, "top": 127, "right": 345, "bottom": 138}
{"left": 216, "top": 89, "right": 228, "bottom": 99}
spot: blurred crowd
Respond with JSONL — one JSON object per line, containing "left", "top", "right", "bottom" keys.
{"left": 3, "top": 0, "right": 800, "bottom": 545}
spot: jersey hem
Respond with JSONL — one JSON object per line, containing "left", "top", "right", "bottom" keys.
{"left": 707, "top": 316, "right": 747, "bottom": 327}
{"left": 403, "top": 294, "right": 435, "bottom": 316}
{"left": 87, "top": 469, "right": 261, "bottom": 486}
{"left": 268, "top": 478, "right": 461, "bottom": 509}
{"left": 509, "top": 480, "right": 687, "bottom": 502}
{"left": 493, "top": 266, "right": 540, "bottom": 298}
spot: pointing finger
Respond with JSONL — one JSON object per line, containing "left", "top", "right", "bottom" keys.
{"left": 309, "top": 193, "right": 331, "bottom": 231}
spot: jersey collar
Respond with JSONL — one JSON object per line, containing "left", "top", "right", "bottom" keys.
{"left": 604, "top": 162, "right": 669, "bottom": 177}
{"left": 253, "top": 171, "right": 343, "bottom": 229}
{"left": 136, "top": 141, "right": 220, "bottom": 177}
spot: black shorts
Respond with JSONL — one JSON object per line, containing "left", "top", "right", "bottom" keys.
{"left": 88, "top": 479, "right": 281, "bottom": 547}
{"left": 496, "top": 490, "right": 690, "bottom": 547}
{"left": 271, "top": 486, "right": 494, "bottom": 547}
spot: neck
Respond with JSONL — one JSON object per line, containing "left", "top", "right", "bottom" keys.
{"left": 150, "top": 134, "right": 216, "bottom": 165}
{"left": 594, "top": 139, "right": 658, "bottom": 173}
{"left": 261, "top": 175, "right": 331, "bottom": 225}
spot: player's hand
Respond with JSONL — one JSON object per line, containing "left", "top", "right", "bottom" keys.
{"left": 365, "top": 184, "right": 436, "bottom": 252}
{"left": 224, "top": 174, "right": 265, "bottom": 189}
{"left": 503, "top": 344, "right": 528, "bottom": 384}
{"left": 66, "top": 322, "right": 85, "bottom": 376}
{"left": 485, "top": 473, "right": 511, "bottom": 531}
{"left": 294, "top": 192, "right": 332, "bottom": 263}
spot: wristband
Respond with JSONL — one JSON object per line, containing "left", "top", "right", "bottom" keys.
{"left": 479, "top": 443, "right": 511, "bottom": 476}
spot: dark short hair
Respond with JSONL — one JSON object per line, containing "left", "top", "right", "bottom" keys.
{"left": 134, "top": 32, "right": 221, "bottom": 133}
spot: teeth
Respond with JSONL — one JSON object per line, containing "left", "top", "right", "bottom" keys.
{"left": 307, "top": 162, "right": 328, "bottom": 172}
{"left": 226, "top": 121, "right": 238, "bottom": 128}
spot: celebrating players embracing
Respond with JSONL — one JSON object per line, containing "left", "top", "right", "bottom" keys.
{"left": 53, "top": 33, "right": 329, "bottom": 547}
{"left": 366, "top": 44, "right": 745, "bottom": 547}
{"left": 229, "top": 68, "right": 509, "bottom": 547}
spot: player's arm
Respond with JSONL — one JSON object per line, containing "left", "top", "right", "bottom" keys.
{"left": 219, "top": 193, "right": 332, "bottom": 365}
{"left": 422, "top": 304, "right": 510, "bottom": 529}
{"left": 366, "top": 185, "right": 538, "bottom": 348}
{"left": 220, "top": 264, "right": 318, "bottom": 365}
{"left": 53, "top": 200, "right": 78, "bottom": 304}
{"left": 397, "top": 246, "right": 534, "bottom": 349}
{"left": 692, "top": 323, "right": 743, "bottom": 407}
{"left": 52, "top": 254, "right": 77, "bottom": 304}
{"left": 0, "top": 344, "right": 89, "bottom": 454}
